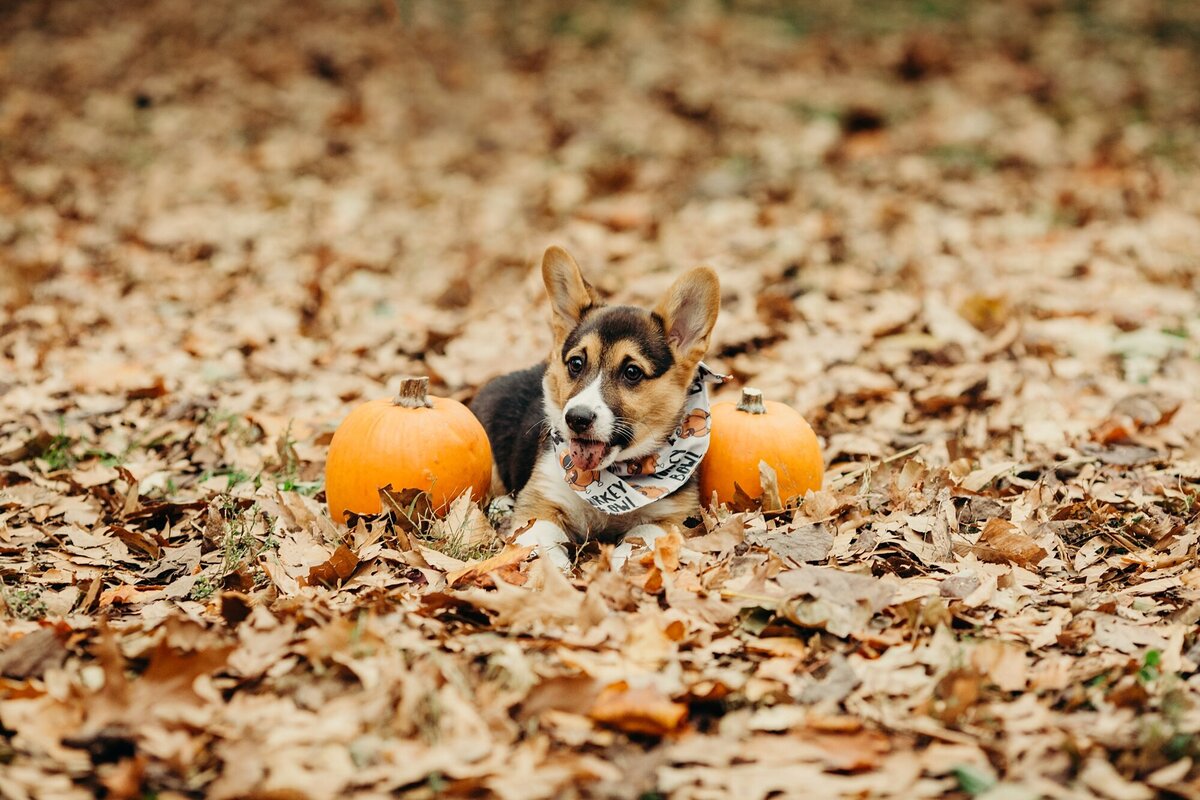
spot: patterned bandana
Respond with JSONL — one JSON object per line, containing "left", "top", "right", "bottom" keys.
{"left": 549, "top": 363, "right": 727, "bottom": 515}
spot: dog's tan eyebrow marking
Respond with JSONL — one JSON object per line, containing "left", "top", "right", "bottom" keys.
{"left": 606, "top": 341, "right": 653, "bottom": 373}
{"left": 562, "top": 330, "right": 599, "bottom": 360}
{"left": 565, "top": 332, "right": 601, "bottom": 365}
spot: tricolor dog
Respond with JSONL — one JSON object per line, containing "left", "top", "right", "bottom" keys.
{"left": 470, "top": 246, "right": 721, "bottom": 570}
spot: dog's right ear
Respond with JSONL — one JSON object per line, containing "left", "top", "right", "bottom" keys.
{"left": 655, "top": 266, "right": 720, "bottom": 367}
{"left": 542, "top": 247, "right": 598, "bottom": 341}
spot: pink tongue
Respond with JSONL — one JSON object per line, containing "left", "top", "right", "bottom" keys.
{"left": 569, "top": 440, "right": 609, "bottom": 471}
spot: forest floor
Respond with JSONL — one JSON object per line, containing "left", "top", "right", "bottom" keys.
{"left": 2, "top": 1, "right": 1200, "bottom": 798}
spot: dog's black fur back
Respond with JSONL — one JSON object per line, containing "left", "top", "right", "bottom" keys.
{"left": 469, "top": 363, "right": 548, "bottom": 494}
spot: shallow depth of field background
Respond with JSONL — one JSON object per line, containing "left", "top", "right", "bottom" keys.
{"left": 2, "top": 2, "right": 1200, "bottom": 799}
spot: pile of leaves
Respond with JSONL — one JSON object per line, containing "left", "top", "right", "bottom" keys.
{"left": 2, "top": 0, "right": 1199, "bottom": 797}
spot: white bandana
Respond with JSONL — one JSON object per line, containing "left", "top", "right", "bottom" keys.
{"left": 549, "top": 363, "right": 726, "bottom": 515}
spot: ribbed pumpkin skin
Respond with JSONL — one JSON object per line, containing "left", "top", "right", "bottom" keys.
{"left": 325, "top": 396, "right": 492, "bottom": 523}
{"left": 699, "top": 399, "right": 823, "bottom": 508}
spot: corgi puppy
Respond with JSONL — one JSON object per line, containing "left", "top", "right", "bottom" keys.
{"left": 470, "top": 246, "right": 721, "bottom": 570}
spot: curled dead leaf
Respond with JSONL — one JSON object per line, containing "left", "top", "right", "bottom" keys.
{"left": 446, "top": 544, "right": 533, "bottom": 587}
{"left": 99, "top": 585, "right": 164, "bottom": 608}
{"left": 431, "top": 492, "right": 501, "bottom": 551}
{"left": 758, "top": 460, "right": 783, "bottom": 512}
{"left": 977, "top": 518, "right": 1048, "bottom": 568}
{"left": 302, "top": 543, "right": 359, "bottom": 587}
{"left": 0, "top": 627, "right": 69, "bottom": 679}
{"left": 587, "top": 681, "right": 687, "bottom": 736}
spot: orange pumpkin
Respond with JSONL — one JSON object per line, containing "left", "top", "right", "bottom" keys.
{"left": 699, "top": 387, "right": 823, "bottom": 508}
{"left": 325, "top": 377, "right": 492, "bottom": 522}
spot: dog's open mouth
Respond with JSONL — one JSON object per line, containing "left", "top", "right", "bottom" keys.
{"left": 568, "top": 438, "right": 612, "bottom": 472}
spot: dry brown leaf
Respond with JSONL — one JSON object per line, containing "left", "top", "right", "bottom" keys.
{"left": 1080, "top": 758, "right": 1155, "bottom": 800}
{"left": 378, "top": 485, "right": 433, "bottom": 539}
{"left": 456, "top": 558, "right": 596, "bottom": 629}
{"left": 804, "top": 729, "right": 892, "bottom": 772}
{"left": 0, "top": 628, "right": 69, "bottom": 680}
{"left": 432, "top": 492, "right": 500, "bottom": 551}
{"left": 445, "top": 545, "right": 534, "bottom": 587}
{"left": 587, "top": 681, "right": 687, "bottom": 736}
{"left": 745, "top": 636, "right": 808, "bottom": 659}
{"left": 302, "top": 543, "right": 359, "bottom": 587}
{"left": 978, "top": 518, "right": 1048, "bottom": 568}
{"left": 99, "top": 585, "right": 164, "bottom": 608}
{"left": 748, "top": 525, "right": 833, "bottom": 564}
{"left": 758, "top": 460, "right": 784, "bottom": 512}
{"left": 970, "top": 640, "right": 1028, "bottom": 692}
{"left": 776, "top": 566, "right": 896, "bottom": 637}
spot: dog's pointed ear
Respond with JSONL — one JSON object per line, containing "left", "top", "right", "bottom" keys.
{"left": 656, "top": 266, "right": 720, "bottom": 365}
{"left": 542, "top": 246, "right": 599, "bottom": 340}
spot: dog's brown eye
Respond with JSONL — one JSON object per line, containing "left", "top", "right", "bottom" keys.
{"left": 566, "top": 355, "right": 585, "bottom": 377}
{"left": 622, "top": 364, "right": 644, "bottom": 384}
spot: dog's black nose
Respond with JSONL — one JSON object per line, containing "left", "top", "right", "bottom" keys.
{"left": 565, "top": 407, "right": 595, "bottom": 434}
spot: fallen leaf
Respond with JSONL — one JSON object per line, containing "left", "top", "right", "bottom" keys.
{"left": 978, "top": 519, "right": 1048, "bottom": 568}
{"left": 0, "top": 628, "right": 69, "bottom": 679}
{"left": 1079, "top": 757, "right": 1155, "bottom": 800}
{"left": 431, "top": 492, "right": 501, "bottom": 551}
{"left": 776, "top": 566, "right": 896, "bottom": 637}
{"left": 588, "top": 681, "right": 687, "bottom": 736}
{"left": 99, "top": 585, "right": 164, "bottom": 608}
{"left": 303, "top": 543, "right": 359, "bottom": 587}
{"left": 748, "top": 525, "right": 833, "bottom": 564}
{"left": 445, "top": 545, "right": 533, "bottom": 587}
{"left": 758, "top": 460, "right": 784, "bottom": 512}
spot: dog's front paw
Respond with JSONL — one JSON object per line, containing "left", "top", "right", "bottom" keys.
{"left": 515, "top": 520, "right": 572, "bottom": 572}
{"left": 610, "top": 523, "right": 668, "bottom": 571}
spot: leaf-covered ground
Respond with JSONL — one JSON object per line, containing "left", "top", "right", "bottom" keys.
{"left": 3, "top": 1, "right": 1200, "bottom": 798}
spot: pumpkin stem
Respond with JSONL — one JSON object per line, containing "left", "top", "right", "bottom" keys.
{"left": 736, "top": 387, "right": 767, "bottom": 415}
{"left": 394, "top": 376, "right": 434, "bottom": 409}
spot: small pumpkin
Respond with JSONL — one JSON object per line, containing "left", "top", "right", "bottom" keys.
{"left": 325, "top": 376, "right": 492, "bottom": 523}
{"left": 699, "top": 387, "right": 823, "bottom": 508}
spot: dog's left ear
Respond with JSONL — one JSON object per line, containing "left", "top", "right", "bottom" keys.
{"left": 656, "top": 267, "right": 720, "bottom": 366}
{"left": 542, "top": 246, "right": 600, "bottom": 341}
